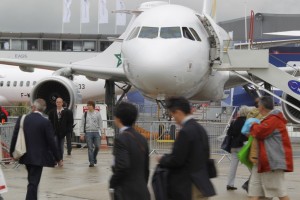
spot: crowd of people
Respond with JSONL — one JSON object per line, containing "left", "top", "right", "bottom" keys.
{"left": 4, "top": 95, "right": 294, "bottom": 200}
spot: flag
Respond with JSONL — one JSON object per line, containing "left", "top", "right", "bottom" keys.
{"left": 98, "top": 0, "right": 108, "bottom": 24}
{"left": 81, "top": 0, "right": 90, "bottom": 23}
{"left": 116, "top": 0, "right": 126, "bottom": 26}
{"left": 63, "top": 0, "right": 72, "bottom": 23}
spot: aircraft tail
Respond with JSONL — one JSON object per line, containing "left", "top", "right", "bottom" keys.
{"left": 202, "top": 0, "right": 217, "bottom": 20}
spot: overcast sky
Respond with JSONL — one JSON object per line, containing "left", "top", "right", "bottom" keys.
{"left": 0, "top": 0, "right": 300, "bottom": 34}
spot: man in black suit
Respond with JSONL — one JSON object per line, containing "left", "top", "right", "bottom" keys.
{"left": 109, "top": 102, "right": 150, "bottom": 200}
{"left": 158, "top": 97, "right": 216, "bottom": 200}
{"left": 10, "top": 99, "right": 63, "bottom": 200}
{"left": 48, "top": 97, "right": 74, "bottom": 158}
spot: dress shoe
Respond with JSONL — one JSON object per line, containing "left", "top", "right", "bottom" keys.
{"left": 89, "top": 164, "right": 94, "bottom": 167}
{"left": 227, "top": 185, "right": 237, "bottom": 190}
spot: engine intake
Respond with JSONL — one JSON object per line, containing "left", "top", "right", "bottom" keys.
{"left": 30, "top": 76, "right": 82, "bottom": 114}
{"left": 282, "top": 93, "right": 300, "bottom": 124}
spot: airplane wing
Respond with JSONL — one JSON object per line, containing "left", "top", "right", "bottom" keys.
{"left": 0, "top": 58, "right": 128, "bottom": 82}
{"left": 234, "top": 39, "right": 300, "bottom": 49}
{"left": 264, "top": 31, "right": 300, "bottom": 37}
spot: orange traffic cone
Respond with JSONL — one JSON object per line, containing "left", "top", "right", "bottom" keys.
{"left": 100, "top": 134, "right": 108, "bottom": 150}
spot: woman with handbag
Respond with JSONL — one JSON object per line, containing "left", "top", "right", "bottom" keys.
{"left": 226, "top": 106, "right": 250, "bottom": 190}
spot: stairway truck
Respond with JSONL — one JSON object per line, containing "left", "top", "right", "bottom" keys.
{"left": 73, "top": 104, "right": 108, "bottom": 136}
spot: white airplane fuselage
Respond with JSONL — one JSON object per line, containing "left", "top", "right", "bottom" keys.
{"left": 0, "top": 65, "right": 105, "bottom": 105}
{"left": 122, "top": 4, "right": 230, "bottom": 101}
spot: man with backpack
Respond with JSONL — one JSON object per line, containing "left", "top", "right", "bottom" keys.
{"left": 80, "top": 101, "right": 103, "bottom": 167}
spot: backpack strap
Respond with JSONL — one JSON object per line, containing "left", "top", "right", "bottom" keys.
{"left": 84, "top": 112, "right": 87, "bottom": 133}
{"left": 123, "top": 131, "right": 145, "bottom": 153}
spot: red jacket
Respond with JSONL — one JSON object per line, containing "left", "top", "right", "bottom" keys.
{"left": 1, "top": 107, "right": 8, "bottom": 116}
{"left": 251, "top": 109, "right": 293, "bottom": 173}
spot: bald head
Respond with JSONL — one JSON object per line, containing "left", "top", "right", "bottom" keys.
{"left": 56, "top": 97, "right": 63, "bottom": 109}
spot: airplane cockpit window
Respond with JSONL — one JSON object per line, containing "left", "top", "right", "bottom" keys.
{"left": 26, "top": 81, "right": 30, "bottom": 87}
{"left": 182, "top": 27, "right": 195, "bottom": 41}
{"left": 160, "top": 27, "right": 182, "bottom": 39}
{"left": 138, "top": 27, "right": 159, "bottom": 39}
{"left": 127, "top": 27, "right": 141, "bottom": 40}
{"left": 189, "top": 28, "right": 201, "bottom": 41}
{"left": 20, "top": 81, "right": 24, "bottom": 87}
{"left": 13, "top": 81, "right": 17, "bottom": 87}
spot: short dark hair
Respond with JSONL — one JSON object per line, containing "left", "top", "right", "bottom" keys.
{"left": 259, "top": 96, "right": 274, "bottom": 110}
{"left": 166, "top": 96, "right": 191, "bottom": 114}
{"left": 114, "top": 102, "right": 138, "bottom": 126}
{"left": 87, "top": 100, "right": 95, "bottom": 108}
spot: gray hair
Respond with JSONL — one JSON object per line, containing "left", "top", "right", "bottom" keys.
{"left": 32, "top": 99, "right": 47, "bottom": 112}
{"left": 238, "top": 106, "right": 250, "bottom": 117}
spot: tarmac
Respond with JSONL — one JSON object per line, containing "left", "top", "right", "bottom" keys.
{"left": 1, "top": 147, "right": 300, "bottom": 200}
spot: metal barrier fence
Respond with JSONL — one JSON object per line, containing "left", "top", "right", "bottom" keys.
{"left": 0, "top": 123, "right": 15, "bottom": 166}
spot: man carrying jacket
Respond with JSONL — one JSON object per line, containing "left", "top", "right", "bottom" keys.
{"left": 249, "top": 96, "right": 293, "bottom": 200}
{"left": 158, "top": 96, "right": 216, "bottom": 200}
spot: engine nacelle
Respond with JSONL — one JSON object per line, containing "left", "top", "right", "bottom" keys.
{"left": 30, "top": 76, "right": 82, "bottom": 114}
{"left": 282, "top": 93, "right": 300, "bottom": 124}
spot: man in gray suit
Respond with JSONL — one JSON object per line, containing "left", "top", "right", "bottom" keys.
{"left": 10, "top": 99, "right": 63, "bottom": 200}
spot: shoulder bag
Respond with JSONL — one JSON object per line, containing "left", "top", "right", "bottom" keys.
{"left": 13, "top": 115, "right": 27, "bottom": 160}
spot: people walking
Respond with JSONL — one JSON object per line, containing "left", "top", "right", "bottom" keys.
{"left": 158, "top": 96, "right": 216, "bottom": 200}
{"left": 80, "top": 101, "right": 103, "bottom": 167}
{"left": 48, "top": 97, "right": 73, "bottom": 160}
{"left": 226, "top": 106, "right": 250, "bottom": 190}
{"left": 10, "top": 99, "right": 63, "bottom": 200}
{"left": 109, "top": 102, "right": 150, "bottom": 200}
{"left": 248, "top": 96, "right": 293, "bottom": 200}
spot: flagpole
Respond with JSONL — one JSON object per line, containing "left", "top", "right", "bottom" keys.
{"left": 62, "top": 0, "right": 64, "bottom": 33}
{"left": 80, "top": 0, "right": 82, "bottom": 34}
{"left": 98, "top": 0, "right": 100, "bottom": 34}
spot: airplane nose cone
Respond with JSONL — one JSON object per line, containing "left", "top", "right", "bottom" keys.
{"left": 122, "top": 39, "right": 207, "bottom": 99}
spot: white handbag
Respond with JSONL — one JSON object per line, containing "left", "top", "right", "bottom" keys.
{"left": 12, "top": 115, "right": 27, "bottom": 160}
{"left": 0, "top": 168, "right": 8, "bottom": 194}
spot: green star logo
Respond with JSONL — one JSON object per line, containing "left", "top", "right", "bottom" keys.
{"left": 115, "top": 53, "right": 122, "bottom": 68}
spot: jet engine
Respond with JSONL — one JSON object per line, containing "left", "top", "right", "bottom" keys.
{"left": 282, "top": 93, "right": 300, "bottom": 124}
{"left": 30, "top": 76, "right": 82, "bottom": 114}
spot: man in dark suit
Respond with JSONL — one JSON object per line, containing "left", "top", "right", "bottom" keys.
{"left": 158, "top": 97, "right": 216, "bottom": 200}
{"left": 48, "top": 97, "right": 74, "bottom": 158}
{"left": 10, "top": 99, "right": 63, "bottom": 200}
{"left": 110, "top": 102, "right": 150, "bottom": 200}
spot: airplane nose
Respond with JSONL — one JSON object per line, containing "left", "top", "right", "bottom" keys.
{"left": 122, "top": 40, "right": 205, "bottom": 98}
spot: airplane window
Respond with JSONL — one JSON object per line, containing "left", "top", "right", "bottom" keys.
{"left": 13, "top": 81, "right": 17, "bottom": 87}
{"left": 26, "top": 81, "right": 30, "bottom": 87}
{"left": 160, "top": 27, "right": 182, "bottom": 39}
{"left": 0, "top": 81, "right": 3, "bottom": 87}
{"left": 33, "top": 81, "right": 37, "bottom": 86}
{"left": 139, "top": 27, "right": 159, "bottom": 39}
{"left": 20, "top": 81, "right": 24, "bottom": 87}
{"left": 189, "top": 28, "right": 201, "bottom": 41}
{"left": 7, "top": 81, "right": 10, "bottom": 87}
{"left": 127, "top": 27, "right": 141, "bottom": 40}
{"left": 182, "top": 27, "right": 195, "bottom": 41}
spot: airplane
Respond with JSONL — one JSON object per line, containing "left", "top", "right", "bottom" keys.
{"left": 0, "top": 64, "right": 124, "bottom": 107}
{"left": 1, "top": 0, "right": 300, "bottom": 123}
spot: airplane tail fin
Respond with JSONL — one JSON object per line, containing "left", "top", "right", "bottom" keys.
{"left": 202, "top": 0, "right": 217, "bottom": 20}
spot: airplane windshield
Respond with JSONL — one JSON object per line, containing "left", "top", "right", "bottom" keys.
{"left": 189, "top": 28, "right": 201, "bottom": 41}
{"left": 127, "top": 27, "right": 141, "bottom": 40}
{"left": 182, "top": 27, "right": 195, "bottom": 41}
{"left": 160, "top": 27, "right": 182, "bottom": 39}
{"left": 138, "top": 27, "right": 159, "bottom": 39}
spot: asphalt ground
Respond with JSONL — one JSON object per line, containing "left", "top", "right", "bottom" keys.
{"left": 1, "top": 147, "right": 300, "bottom": 200}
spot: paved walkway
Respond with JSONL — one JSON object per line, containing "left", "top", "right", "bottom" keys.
{"left": 1, "top": 148, "right": 299, "bottom": 200}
